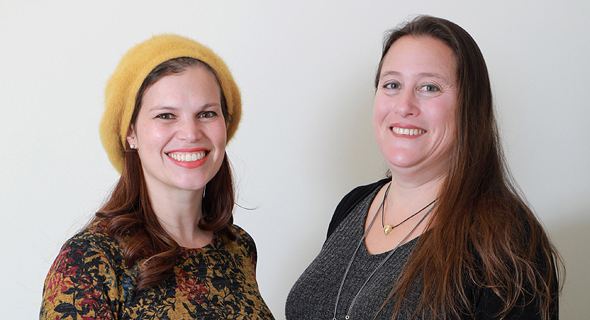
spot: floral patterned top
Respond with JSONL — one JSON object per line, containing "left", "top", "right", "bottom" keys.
{"left": 40, "top": 219, "right": 274, "bottom": 320}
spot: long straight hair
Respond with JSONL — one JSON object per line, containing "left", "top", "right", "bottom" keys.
{"left": 375, "top": 16, "right": 562, "bottom": 319}
{"left": 95, "top": 57, "right": 236, "bottom": 290}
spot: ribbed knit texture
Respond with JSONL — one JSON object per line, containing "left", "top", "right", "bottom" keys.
{"left": 286, "top": 185, "right": 420, "bottom": 319}
{"left": 286, "top": 182, "right": 551, "bottom": 320}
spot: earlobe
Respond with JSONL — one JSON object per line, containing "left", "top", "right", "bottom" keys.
{"left": 126, "top": 126, "right": 137, "bottom": 149}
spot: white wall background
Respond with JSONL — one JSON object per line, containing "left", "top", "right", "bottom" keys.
{"left": 1, "top": 1, "right": 588, "bottom": 319}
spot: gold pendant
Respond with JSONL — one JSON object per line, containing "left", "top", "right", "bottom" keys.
{"left": 383, "top": 225, "right": 393, "bottom": 235}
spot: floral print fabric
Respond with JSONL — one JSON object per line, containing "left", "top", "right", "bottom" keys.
{"left": 41, "top": 220, "right": 274, "bottom": 319}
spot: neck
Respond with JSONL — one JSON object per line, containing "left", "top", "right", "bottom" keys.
{"left": 388, "top": 173, "right": 444, "bottom": 201}
{"left": 387, "top": 154, "right": 451, "bottom": 190}
{"left": 382, "top": 173, "right": 444, "bottom": 226}
{"left": 147, "top": 187, "right": 213, "bottom": 248}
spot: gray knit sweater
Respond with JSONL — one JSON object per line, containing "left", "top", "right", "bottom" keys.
{"left": 286, "top": 180, "right": 554, "bottom": 320}
{"left": 286, "top": 186, "right": 421, "bottom": 320}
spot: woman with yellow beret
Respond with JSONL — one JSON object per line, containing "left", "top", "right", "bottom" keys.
{"left": 41, "top": 34, "right": 274, "bottom": 319}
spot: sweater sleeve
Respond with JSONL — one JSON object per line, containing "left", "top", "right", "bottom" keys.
{"left": 468, "top": 273, "right": 558, "bottom": 320}
{"left": 40, "top": 237, "right": 120, "bottom": 320}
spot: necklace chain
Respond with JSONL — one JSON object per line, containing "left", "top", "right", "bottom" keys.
{"left": 331, "top": 182, "right": 437, "bottom": 320}
{"left": 382, "top": 194, "right": 437, "bottom": 235}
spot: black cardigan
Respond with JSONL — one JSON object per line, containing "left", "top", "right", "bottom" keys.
{"left": 326, "top": 178, "right": 390, "bottom": 239}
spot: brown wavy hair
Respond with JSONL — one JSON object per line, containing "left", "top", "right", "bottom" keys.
{"left": 374, "top": 16, "right": 562, "bottom": 319}
{"left": 94, "top": 57, "right": 236, "bottom": 290}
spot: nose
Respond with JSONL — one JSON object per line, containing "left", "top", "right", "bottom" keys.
{"left": 177, "top": 117, "right": 202, "bottom": 142}
{"left": 395, "top": 88, "right": 419, "bottom": 117}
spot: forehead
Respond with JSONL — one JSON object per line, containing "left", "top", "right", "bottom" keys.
{"left": 146, "top": 66, "right": 221, "bottom": 97}
{"left": 381, "top": 35, "right": 458, "bottom": 81}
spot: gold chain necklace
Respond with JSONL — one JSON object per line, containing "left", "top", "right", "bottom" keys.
{"left": 331, "top": 183, "right": 437, "bottom": 320}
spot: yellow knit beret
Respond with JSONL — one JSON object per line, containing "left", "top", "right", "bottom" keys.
{"left": 100, "top": 34, "right": 241, "bottom": 173}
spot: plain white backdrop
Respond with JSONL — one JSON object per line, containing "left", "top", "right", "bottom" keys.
{"left": 1, "top": 1, "right": 588, "bottom": 319}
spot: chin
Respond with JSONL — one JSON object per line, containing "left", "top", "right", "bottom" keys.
{"left": 382, "top": 151, "right": 420, "bottom": 168}
{"left": 179, "top": 180, "right": 210, "bottom": 191}
{"left": 169, "top": 176, "right": 209, "bottom": 192}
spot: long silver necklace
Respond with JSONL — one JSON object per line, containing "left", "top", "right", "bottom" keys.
{"left": 331, "top": 183, "right": 437, "bottom": 320}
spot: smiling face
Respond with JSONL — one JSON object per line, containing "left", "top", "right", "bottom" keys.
{"left": 374, "top": 35, "right": 458, "bottom": 180}
{"left": 127, "top": 66, "right": 226, "bottom": 195}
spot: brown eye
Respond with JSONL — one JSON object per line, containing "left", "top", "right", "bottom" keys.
{"left": 155, "top": 113, "right": 175, "bottom": 119}
{"left": 198, "top": 111, "right": 217, "bottom": 119}
{"left": 383, "top": 81, "right": 401, "bottom": 90}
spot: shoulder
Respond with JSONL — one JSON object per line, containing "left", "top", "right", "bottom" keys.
{"left": 231, "top": 224, "right": 255, "bottom": 245}
{"left": 46, "top": 219, "right": 125, "bottom": 278}
{"left": 41, "top": 219, "right": 124, "bottom": 319}
{"left": 223, "top": 224, "right": 260, "bottom": 269}
{"left": 326, "top": 178, "right": 391, "bottom": 239}
{"left": 45, "top": 219, "right": 128, "bottom": 284}
{"left": 64, "top": 219, "right": 123, "bottom": 259}
{"left": 228, "top": 224, "right": 257, "bottom": 254}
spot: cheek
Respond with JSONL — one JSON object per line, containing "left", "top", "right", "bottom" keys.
{"left": 211, "top": 122, "right": 227, "bottom": 147}
{"left": 136, "top": 125, "right": 160, "bottom": 145}
{"left": 373, "top": 94, "right": 388, "bottom": 125}
{"left": 431, "top": 97, "right": 457, "bottom": 128}
{"left": 438, "top": 108, "right": 458, "bottom": 148}
{"left": 447, "top": 115, "right": 456, "bottom": 134}
{"left": 373, "top": 99, "right": 388, "bottom": 146}
{"left": 444, "top": 105, "right": 457, "bottom": 133}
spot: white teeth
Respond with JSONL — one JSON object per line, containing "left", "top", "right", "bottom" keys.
{"left": 391, "top": 127, "right": 425, "bottom": 136}
{"left": 167, "top": 151, "right": 206, "bottom": 162}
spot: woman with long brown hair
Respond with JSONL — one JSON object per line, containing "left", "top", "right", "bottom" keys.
{"left": 41, "top": 34, "right": 274, "bottom": 319}
{"left": 286, "top": 16, "right": 561, "bottom": 319}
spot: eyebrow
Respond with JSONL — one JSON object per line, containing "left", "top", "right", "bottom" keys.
{"left": 148, "top": 103, "right": 221, "bottom": 112}
{"left": 144, "top": 106, "right": 174, "bottom": 114}
{"left": 380, "top": 71, "right": 449, "bottom": 82}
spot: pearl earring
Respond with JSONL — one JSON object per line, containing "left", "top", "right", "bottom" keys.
{"left": 130, "top": 144, "right": 136, "bottom": 149}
